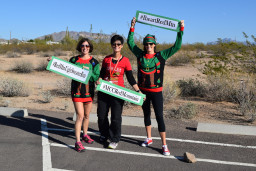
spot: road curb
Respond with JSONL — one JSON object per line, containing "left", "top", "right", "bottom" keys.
{"left": 197, "top": 122, "right": 256, "bottom": 136}
{"left": 0, "top": 107, "right": 28, "bottom": 117}
{"left": 73, "top": 113, "right": 157, "bottom": 128}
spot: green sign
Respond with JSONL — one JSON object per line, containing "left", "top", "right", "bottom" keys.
{"left": 97, "top": 80, "right": 145, "bottom": 106}
{"left": 46, "top": 56, "right": 91, "bottom": 84}
{"left": 136, "top": 11, "right": 180, "bottom": 32}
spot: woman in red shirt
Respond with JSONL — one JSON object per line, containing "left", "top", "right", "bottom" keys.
{"left": 97, "top": 35, "right": 141, "bottom": 149}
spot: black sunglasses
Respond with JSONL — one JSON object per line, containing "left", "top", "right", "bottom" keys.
{"left": 144, "top": 43, "right": 154, "bottom": 46}
{"left": 81, "top": 44, "right": 90, "bottom": 48}
{"left": 112, "top": 43, "right": 122, "bottom": 46}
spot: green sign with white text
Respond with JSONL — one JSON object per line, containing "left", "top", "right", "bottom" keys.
{"left": 46, "top": 56, "right": 91, "bottom": 84}
{"left": 97, "top": 80, "right": 145, "bottom": 106}
{"left": 136, "top": 11, "right": 180, "bottom": 32}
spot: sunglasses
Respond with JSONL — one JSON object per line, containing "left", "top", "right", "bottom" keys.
{"left": 144, "top": 43, "right": 154, "bottom": 46}
{"left": 81, "top": 44, "right": 90, "bottom": 48}
{"left": 112, "top": 43, "right": 122, "bottom": 46}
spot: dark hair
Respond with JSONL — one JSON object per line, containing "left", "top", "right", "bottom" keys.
{"left": 110, "top": 35, "right": 124, "bottom": 45}
{"left": 76, "top": 38, "right": 93, "bottom": 53}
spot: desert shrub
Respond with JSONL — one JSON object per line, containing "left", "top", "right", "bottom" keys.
{"left": 232, "top": 79, "right": 256, "bottom": 122}
{"left": 177, "top": 79, "right": 206, "bottom": 97}
{"left": 39, "top": 51, "right": 54, "bottom": 57}
{"left": 41, "top": 90, "right": 53, "bottom": 103}
{"left": 55, "top": 78, "right": 71, "bottom": 96}
{"left": 168, "top": 51, "right": 193, "bottom": 66}
{"left": 5, "top": 51, "right": 21, "bottom": 58}
{"left": 205, "top": 75, "right": 237, "bottom": 102}
{"left": 53, "top": 49, "right": 67, "bottom": 56}
{"left": 163, "top": 79, "right": 180, "bottom": 104}
{"left": 12, "top": 61, "right": 33, "bottom": 73}
{"left": 166, "top": 102, "right": 198, "bottom": 119}
{"left": 0, "top": 78, "right": 30, "bottom": 97}
{"left": 36, "top": 60, "right": 48, "bottom": 71}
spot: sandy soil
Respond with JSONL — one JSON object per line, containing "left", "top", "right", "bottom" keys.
{"left": 0, "top": 53, "right": 255, "bottom": 126}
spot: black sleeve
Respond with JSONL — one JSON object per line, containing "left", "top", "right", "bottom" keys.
{"left": 125, "top": 70, "right": 137, "bottom": 86}
{"left": 100, "top": 66, "right": 106, "bottom": 78}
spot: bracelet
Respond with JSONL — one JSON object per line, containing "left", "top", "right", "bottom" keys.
{"left": 136, "top": 90, "right": 140, "bottom": 92}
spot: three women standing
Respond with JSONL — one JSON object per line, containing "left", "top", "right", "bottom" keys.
{"left": 127, "top": 17, "right": 184, "bottom": 155}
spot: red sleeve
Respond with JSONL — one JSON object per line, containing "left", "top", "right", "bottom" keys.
{"left": 130, "top": 28, "right": 135, "bottom": 32}
{"left": 180, "top": 27, "right": 184, "bottom": 31}
{"left": 124, "top": 57, "right": 132, "bottom": 71}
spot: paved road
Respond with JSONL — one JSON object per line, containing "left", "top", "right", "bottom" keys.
{"left": 0, "top": 109, "right": 256, "bottom": 171}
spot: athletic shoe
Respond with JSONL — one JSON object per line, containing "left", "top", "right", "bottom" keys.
{"left": 162, "top": 145, "right": 170, "bottom": 156}
{"left": 141, "top": 138, "right": 153, "bottom": 147}
{"left": 108, "top": 142, "right": 118, "bottom": 149}
{"left": 99, "top": 135, "right": 107, "bottom": 142}
{"left": 82, "top": 134, "right": 94, "bottom": 144}
{"left": 75, "top": 141, "right": 85, "bottom": 152}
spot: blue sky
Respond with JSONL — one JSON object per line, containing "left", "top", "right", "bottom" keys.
{"left": 0, "top": 0, "right": 255, "bottom": 44}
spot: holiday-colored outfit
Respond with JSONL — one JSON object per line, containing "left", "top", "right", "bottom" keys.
{"left": 127, "top": 26, "right": 184, "bottom": 132}
{"left": 97, "top": 55, "right": 136, "bottom": 143}
{"left": 69, "top": 56, "right": 100, "bottom": 102}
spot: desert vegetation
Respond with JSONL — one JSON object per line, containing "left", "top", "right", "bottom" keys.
{"left": 0, "top": 31, "right": 255, "bottom": 124}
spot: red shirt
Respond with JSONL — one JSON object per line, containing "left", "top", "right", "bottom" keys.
{"left": 101, "top": 55, "right": 132, "bottom": 87}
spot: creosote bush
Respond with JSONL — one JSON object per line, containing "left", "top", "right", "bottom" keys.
{"left": 41, "top": 91, "right": 54, "bottom": 103}
{"left": 0, "top": 78, "right": 30, "bottom": 97}
{"left": 166, "top": 102, "right": 198, "bottom": 119}
{"left": 12, "top": 61, "right": 33, "bottom": 73}
{"left": 36, "top": 60, "right": 48, "bottom": 71}
{"left": 163, "top": 79, "right": 180, "bottom": 104}
{"left": 177, "top": 78, "right": 206, "bottom": 97}
{"left": 5, "top": 51, "right": 21, "bottom": 58}
{"left": 55, "top": 78, "right": 71, "bottom": 96}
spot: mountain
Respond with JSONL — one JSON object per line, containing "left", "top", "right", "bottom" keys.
{"left": 36, "top": 31, "right": 112, "bottom": 42}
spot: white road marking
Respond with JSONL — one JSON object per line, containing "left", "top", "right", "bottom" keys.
{"left": 47, "top": 128, "right": 256, "bottom": 149}
{"left": 41, "top": 119, "right": 52, "bottom": 171}
{"left": 41, "top": 119, "right": 74, "bottom": 171}
{"left": 50, "top": 143, "right": 256, "bottom": 168}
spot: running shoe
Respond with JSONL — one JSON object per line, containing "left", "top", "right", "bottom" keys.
{"left": 108, "top": 142, "right": 118, "bottom": 149}
{"left": 75, "top": 141, "right": 85, "bottom": 152}
{"left": 82, "top": 134, "right": 94, "bottom": 144}
{"left": 162, "top": 145, "right": 170, "bottom": 156}
{"left": 141, "top": 138, "right": 153, "bottom": 147}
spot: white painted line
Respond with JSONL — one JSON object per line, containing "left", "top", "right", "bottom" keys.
{"left": 51, "top": 143, "right": 256, "bottom": 168}
{"left": 47, "top": 128, "right": 256, "bottom": 149}
{"left": 41, "top": 119, "right": 74, "bottom": 171}
{"left": 41, "top": 119, "right": 53, "bottom": 171}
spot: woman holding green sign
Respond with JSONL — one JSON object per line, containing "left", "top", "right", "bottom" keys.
{"left": 48, "top": 38, "right": 100, "bottom": 152}
{"left": 127, "top": 17, "right": 184, "bottom": 156}
{"left": 97, "top": 34, "right": 141, "bottom": 149}
{"left": 69, "top": 38, "right": 100, "bottom": 152}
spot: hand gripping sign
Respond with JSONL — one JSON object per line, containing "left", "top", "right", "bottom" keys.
{"left": 47, "top": 56, "right": 91, "bottom": 84}
{"left": 97, "top": 80, "right": 145, "bottom": 106}
{"left": 136, "top": 11, "right": 180, "bottom": 32}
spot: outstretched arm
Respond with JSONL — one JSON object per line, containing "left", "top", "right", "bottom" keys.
{"left": 160, "top": 20, "right": 185, "bottom": 60}
{"left": 127, "top": 17, "right": 143, "bottom": 58}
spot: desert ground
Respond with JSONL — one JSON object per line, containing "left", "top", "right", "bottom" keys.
{"left": 0, "top": 53, "right": 255, "bottom": 126}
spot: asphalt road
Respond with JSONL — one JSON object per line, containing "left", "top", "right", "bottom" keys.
{"left": 0, "top": 109, "right": 256, "bottom": 171}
